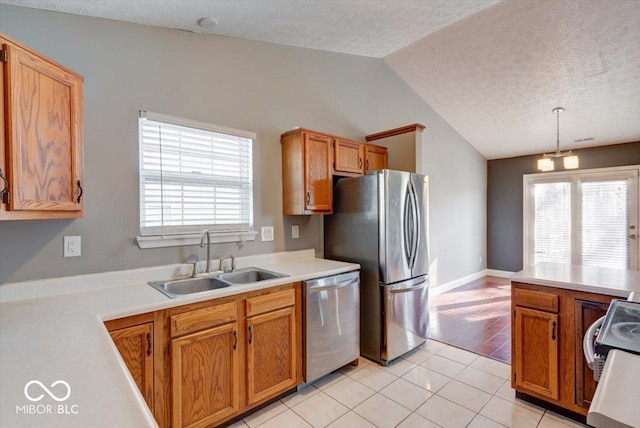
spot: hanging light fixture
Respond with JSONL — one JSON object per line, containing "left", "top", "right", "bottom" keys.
{"left": 537, "top": 107, "right": 579, "bottom": 172}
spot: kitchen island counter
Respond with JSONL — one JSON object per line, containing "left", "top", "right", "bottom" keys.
{"left": 0, "top": 249, "right": 358, "bottom": 428}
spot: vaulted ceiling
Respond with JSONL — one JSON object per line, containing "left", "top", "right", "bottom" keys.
{"left": 3, "top": 0, "right": 639, "bottom": 159}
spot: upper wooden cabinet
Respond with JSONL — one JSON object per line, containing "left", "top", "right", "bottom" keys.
{"left": 281, "top": 129, "right": 333, "bottom": 215}
{"left": 334, "top": 138, "right": 364, "bottom": 175}
{"left": 364, "top": 144, "right": 388, "bottom": 173}
{"left": 0, "top": 34, "right": 84, "bottom": 220}
{"left": 281, "top": 128, "right": 388, "bottom": 215}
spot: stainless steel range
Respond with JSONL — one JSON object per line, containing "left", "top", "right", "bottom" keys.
{"left": 583, "top": 299, "right": 640, "bottom": 381}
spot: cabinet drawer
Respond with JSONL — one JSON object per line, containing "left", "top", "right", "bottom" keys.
{"left": 513, "top": 288, "right": 558, "bottom": 313}
{"left": 171, "top": 302, "right": 237, "bottom": 337}
{"left": 246, "top": 289, "right": 295, "bottom": 317}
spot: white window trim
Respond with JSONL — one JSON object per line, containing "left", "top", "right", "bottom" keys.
{"left": 523, "top": 164, "right": 640, "bottom": 268}
{"left": 136, "top": 111, "right": 256, "bottom": 249}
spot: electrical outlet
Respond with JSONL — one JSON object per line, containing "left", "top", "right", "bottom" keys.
{"left": 292, "top": 225, "right": 299, "bottom": 239}
{"left": 261, "top": 226, "right": 274, "bottom": 242}
{"left": 64, "top": 236, "right": 81, "bottom": 257}
{"left": 479, "top": 256, "right": 483, "bottom": 265}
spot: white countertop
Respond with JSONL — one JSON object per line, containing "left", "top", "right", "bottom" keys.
{"left": 0, "top": 249, "right": 359, "bottom": 428}
{"left": 510, "top": 262, "right": 640, "bottom": 297}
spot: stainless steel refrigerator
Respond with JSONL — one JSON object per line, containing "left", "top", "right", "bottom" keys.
{"left": 324, "top": 169, "right": 429, "bottom": 365}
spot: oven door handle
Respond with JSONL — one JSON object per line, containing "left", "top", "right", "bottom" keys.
{"left": 583, "top": 315, "right": 606, "bottom": 371}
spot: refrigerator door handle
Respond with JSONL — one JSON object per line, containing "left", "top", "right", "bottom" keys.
{"left": 403, "top": 184, "right": 413, "bottom": 268}
{"left": 388, "top": 275, "right": 428, "bottom": 293}
{"left": 408, "top": 180, "right": 420, "bottom": 270}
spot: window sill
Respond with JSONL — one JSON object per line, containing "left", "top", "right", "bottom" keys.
{"left": 136, "top": 231, "right": 258, "bottom": 249}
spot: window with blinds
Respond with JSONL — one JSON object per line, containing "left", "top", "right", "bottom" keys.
{"left": 524, "top": 167, "right": 639, "bottom": 270}
{"left": 138, "top": 111, "right": 254, "bottom": 237}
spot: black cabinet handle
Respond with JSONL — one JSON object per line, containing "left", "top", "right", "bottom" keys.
{"left": 359, "top": 158, "right": 362, "bottom": 169}
{"left": 366, "top": 159, "right": 370, "bottom": 170}
{"left": 76, "top": 180, "right": 83, "bottom": 203}
{"left": 248, "top": 325, "right": 253, "bottom": 344}
{"left": 551, "top": 321, "right": 557, "bottom": 340}
{"left": 306, "top": 192, "right": 311, "bottom": 205}
{"left": 146, "top": 332, "right": 152, "bottom": 356}
{"left": 233, "top": 330, "right": 238, "bottom": 350}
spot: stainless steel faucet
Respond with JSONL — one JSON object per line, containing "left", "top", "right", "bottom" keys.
{"left": 220, "top": 254, "right": 236, "bottom": 273}
{"left": 200, "top": 230, "right": 212, "bottom": 274}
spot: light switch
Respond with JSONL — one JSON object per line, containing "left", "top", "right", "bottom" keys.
{"left": 292, "top": 225, "right": 299, "bottom": 239}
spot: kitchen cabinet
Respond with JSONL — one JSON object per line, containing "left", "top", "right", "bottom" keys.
{"left": 511, "top": 282, "right": 617, "bottom": 416}
{"left": 333, "top": 137, "right": 364, "bottom": 175}
{"left": 0, "top": 33, "right": 84, "bottom": 220}
{"left": 364, "top": 144, "right": 388, "bottom": 172}
{"left": 245, "top": 289, "right": 298, "bottom": 405}
{"left": 281, "top": 129, "right": 332, "bottom": 214}
{"left": 105, "top": 316, "right": 155, "bottom": 413}
{"left": 169, "top": 302, "right": 240, "bottom": 428}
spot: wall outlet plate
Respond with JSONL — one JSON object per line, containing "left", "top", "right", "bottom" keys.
{"left": 292, "top": 224, "right": 299, "bottom": 239}
{"left": 64, "top": 236, "right": 81, "bottom": 257}
{"left": 261, "top": 226, "right": 274, "bottom": 242}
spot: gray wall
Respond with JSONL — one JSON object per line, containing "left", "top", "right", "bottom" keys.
{"left": 488, "top": 141, "right": 640, "bottom": 272}
{"left": 0, "top": 5, "right": 487, "bottom": 287}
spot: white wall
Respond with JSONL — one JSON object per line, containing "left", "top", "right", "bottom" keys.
{"left": 0, "top": 5, "right": 486, "bottom": 286}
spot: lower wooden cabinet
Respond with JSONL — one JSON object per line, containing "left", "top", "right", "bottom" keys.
{"left": 513, "top": 307, "right": 559, "bottom": 400}
{"left": 246, "top": 305, "right": 297, "bottom": 405}
{"left": 511, "top": 282, "right": 616, "bottom": 416}
{"left": 106, "top": 318, "right": 154, "bottom": 412}
{"left": 171, "top": 322, "right": 240, "bottom": 428}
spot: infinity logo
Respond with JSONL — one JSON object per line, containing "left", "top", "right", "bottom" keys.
{"left": 24, "top": 380, "right": 71, "bottom": 402}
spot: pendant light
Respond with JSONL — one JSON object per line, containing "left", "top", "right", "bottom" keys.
{"left": 537, "top": 107, "right": 579, "bottom": 172}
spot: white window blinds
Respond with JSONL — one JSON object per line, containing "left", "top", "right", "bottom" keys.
{"left": 533, "top": 181, "right": 572, "bottom": 264}
{"left": 580, "top": 177, "right": 631, "bottom": 269}
{"left": 524, "top": 167, "right": 639, "bottom": 270}
{"left": 139, "top": 111, "right": 254, "bottom": 237}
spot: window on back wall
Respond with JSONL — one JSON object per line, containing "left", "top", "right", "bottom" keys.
{"left": 136, "top": 111, "right": 256, "bottom": 248}
{"left": 523, "top": 166, "right": 639, "bottom": 270}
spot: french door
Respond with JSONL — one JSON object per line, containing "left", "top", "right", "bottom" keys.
{"left": 524, "top": 166, "right": 639, "bottom": 270}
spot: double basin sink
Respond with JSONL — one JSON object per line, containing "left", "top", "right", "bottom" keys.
{"left": 149, "top": 267, "right": 288, "bottom": 299}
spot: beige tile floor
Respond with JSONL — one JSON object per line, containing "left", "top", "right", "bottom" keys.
{"left": 229, "top": 340, "right": 589, "bottom": 428}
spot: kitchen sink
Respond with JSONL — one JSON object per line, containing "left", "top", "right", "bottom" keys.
{"left": 149, "top": 276, "right": 231, "bottom": 298}
{"left": 218, "top": 267, "right": 287, "bottom": 284}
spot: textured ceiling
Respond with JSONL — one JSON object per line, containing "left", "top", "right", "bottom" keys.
{"left": 2, "top": 0, "right": 639, "bottom": 159}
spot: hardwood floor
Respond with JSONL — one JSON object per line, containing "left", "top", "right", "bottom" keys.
{"left": 430, "top": 276, "right": 512, "bottom": 363}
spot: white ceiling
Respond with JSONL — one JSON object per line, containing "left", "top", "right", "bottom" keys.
{"left": 3, "top": 0, "right": 639, "bottom": 159}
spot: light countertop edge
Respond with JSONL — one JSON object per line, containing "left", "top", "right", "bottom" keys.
{"left": 0, "top": 251, "right": 359, "bottom": 428}
{"left": 510, "top": 262, "right": 640, "bottom": 297}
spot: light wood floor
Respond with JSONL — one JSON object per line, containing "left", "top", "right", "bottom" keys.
{"left": 430, "top": 276, "right": 512, "bottom": 363}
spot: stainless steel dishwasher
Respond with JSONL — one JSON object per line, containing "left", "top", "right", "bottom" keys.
{"left": 304, "top": 270, "right": 360, "bottom": 383}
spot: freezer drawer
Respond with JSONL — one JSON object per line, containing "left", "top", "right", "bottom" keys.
{"left": 304, "top": 271, "right": 360, "bottom": 383}
{"left": 382, "top": 275, "right": 429, "bottom": 362}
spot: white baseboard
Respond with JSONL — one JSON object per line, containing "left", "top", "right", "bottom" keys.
{"left": 430, "top": 269, "right": 516, "bottom": 296}
{"left": 485, "top": 269, "right": 515, "bottom": 278}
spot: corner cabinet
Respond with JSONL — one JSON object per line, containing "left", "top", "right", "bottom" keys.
{"left": 281, "top": 129, "right": 332, "bottom": 215}
{"left": 511, "top": 282, "right": 617, "bottom": 417}
{"left": 0, "top": 33, "right": 84, "bottom": 220}
{"left": 105, "top": 314, "right": 155, "bottom": 413}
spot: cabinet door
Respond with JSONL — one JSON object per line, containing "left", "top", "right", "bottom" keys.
{"left": 3, "top": 41, "right": 83, "bottom": 215}
{"left": 574, "top": 299, "right": 611, "bottom": 409}
{"left": 109, "top": 323, "right": 154, "bottom": 412}
{"left": 171, "top": 323, "right": 240, "bottom": 428}
{"left": 513, "top": 307, "right": 559, "bottom": 400}
{"left": 246, "top": 306, "right": 297, "bottom": 405}
{"left": 304, "top": 133, "right": 332, "bottom": 212}
{"left": 364, "top": 145, "right": 388, "bottom": 172}
{"left": 334, "top": 138, "right": 363, "bottom": 175}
